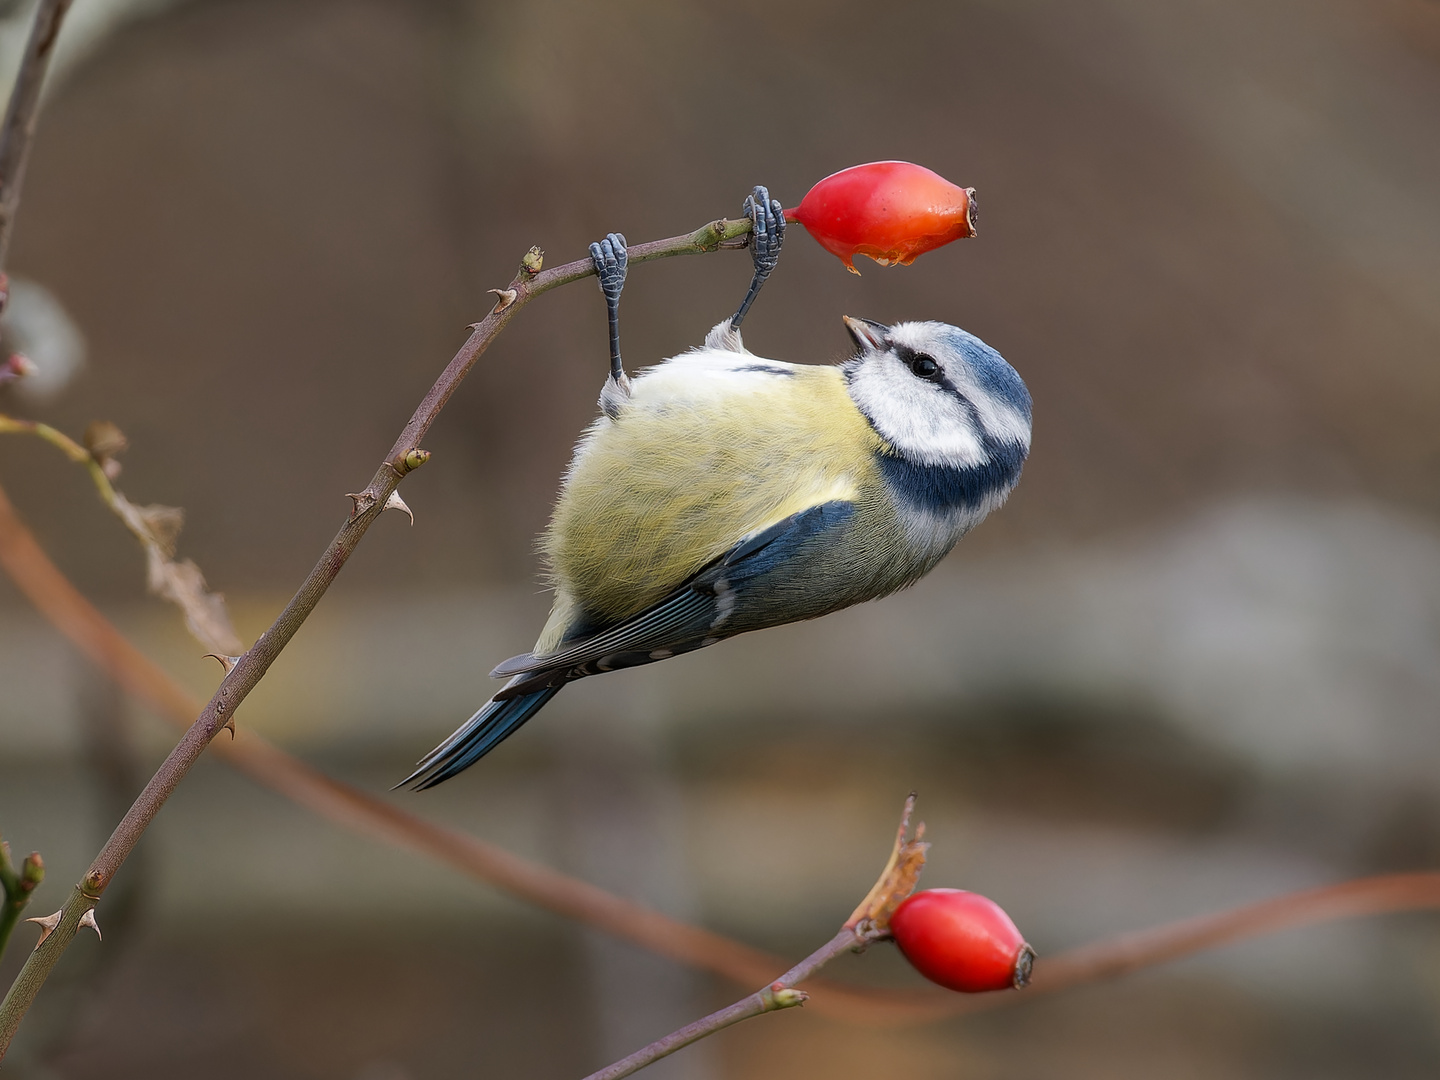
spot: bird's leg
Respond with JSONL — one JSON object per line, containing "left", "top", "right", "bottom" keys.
{"left": 589, "top": 232, "right": 629, "bottom": 404}
{"left": 730, "top": 185, "right": 786, "bottom": 330}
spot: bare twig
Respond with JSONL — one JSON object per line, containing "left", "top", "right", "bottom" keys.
{"left": 0, "top": 0, "right": 71, "bottom": 276}
{"left": 584, "top": 799, "right": 929, "bottom": 1080}
{"left": 585, "top": 930, "right": 855, "bottom": 1080}
{"left": 0, "top": 836, "right": 44, "bottom": 962}
{"left": 0, "top": 216, "right": 755, "bottom": 1058}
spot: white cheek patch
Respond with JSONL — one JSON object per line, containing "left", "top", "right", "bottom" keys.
{"left": 847, "top": 359, "right": 988, "bottom": 468}
{"left": 952, "top": 373, "right": 1032, "bottom": 450}
{"left": 882, "top": 321, "right": 1031, "bottom": 459}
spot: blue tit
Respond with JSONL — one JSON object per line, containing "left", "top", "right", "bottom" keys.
{"left": 401, "top": 190, "right": 1031, "bottom": 789}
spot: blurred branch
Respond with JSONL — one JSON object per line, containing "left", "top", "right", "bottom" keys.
{"left": 1027, "top": 871, "right": 1440, "bottom": 997}
{"left": 4, "top": 478, "right": 1440, "bottom": 1032}
{"left": 0, "top": 214, "right": 757, "bottom": 1058}
{"left": 0, "top": 414, "right": 243, "bottom": 654}
{"left": 0, "top": 0, "right": 65, "bottom": 995}
{"left": 0, "top": 836, "right": 44, "bottom": 962}
{"left": 585, "top": 799, "right": 929, "bottom": 1080}
{"left": 0, "top": 0, "right": 70, "bottom": 274}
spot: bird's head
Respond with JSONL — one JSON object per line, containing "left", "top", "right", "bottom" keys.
{"left": 841, "top": 316, "right": 1031, "bottom": 472}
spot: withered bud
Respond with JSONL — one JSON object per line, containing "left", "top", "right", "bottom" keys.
{"left": 83, "top": 420, "right": 129, "bottom": 474}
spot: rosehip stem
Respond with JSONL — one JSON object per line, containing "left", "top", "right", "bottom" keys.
{"left": 585, "top": 797, "right": 923, "bottom": 1079}
{"left": 580, "top": 927, "right": 864, "bottom": 1080}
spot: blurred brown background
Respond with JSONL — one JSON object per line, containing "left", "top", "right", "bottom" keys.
{"left": 2, "top": 0, "right": 1440, "bottom": 1076}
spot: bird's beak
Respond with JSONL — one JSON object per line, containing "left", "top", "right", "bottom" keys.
{"left": 842, "top": 315, "right": 889, "bottom": 352}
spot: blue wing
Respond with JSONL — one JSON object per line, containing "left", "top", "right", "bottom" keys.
{"left": 491, "top": 500, "right": 856, "bottom": 696}
{"left": 399, "top": 500, "right": 855, "bottom": 787}
{"left": 397, "top": 680, "right": 561, "bottom": 790}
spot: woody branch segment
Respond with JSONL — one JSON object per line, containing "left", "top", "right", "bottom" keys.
{"left": 0, "top": 0, "right": 71, "bottom": 274}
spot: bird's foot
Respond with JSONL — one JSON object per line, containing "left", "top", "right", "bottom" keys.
{"left": 731, "top": 185, "right": 785, "bottom": 329}
{"left": 590, "top": 232, "right": 629, "bottom": 387}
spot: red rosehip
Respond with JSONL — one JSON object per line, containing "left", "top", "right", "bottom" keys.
{"left": 890, "top": 888, "right": 1034, "bottom": 993}
{"left": 786, "top": 161, "right": 976, "bottom": 273}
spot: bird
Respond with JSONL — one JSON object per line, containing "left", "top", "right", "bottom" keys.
{"left": 400, "top": 186, "right": 1032, "bottom": 789}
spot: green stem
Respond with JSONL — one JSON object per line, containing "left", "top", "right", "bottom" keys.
{"left": 0, "top": 885, "right": 89, "bottom": 1053}
{"left": 0, "top": 838, "right": 44, "bottom": 964}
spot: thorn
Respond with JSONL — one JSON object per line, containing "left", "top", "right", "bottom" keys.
{"left": 345, "top": 491, "right": 376, "bottom": 520}
{"left": 487, "top": 287, "right": 518, "bottom": 313}
{"left": 27, "top": 910, "right": 61, "bottom": 949}
{"left": 204, "top": 653, "right": 241, "bottom": 674}
{"left": 223, "top": 716, "right": 236, "bottom": 737}
{"left": 384, "top": 489, "right": 414, "bottom": 524}
{"left": 79, "top": 908, "right": 101, "bottom": 940}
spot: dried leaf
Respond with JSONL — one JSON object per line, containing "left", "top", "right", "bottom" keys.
{"left": 135, "top": 503, "right": 183, "bottom": 558}
{"left": 845, "top": 794, "right": 930, "bottom": 934}
{"left": 111, "top": 491, "right": 244, "bottom": 656}
{"left": 83, "top": 419, "right": 128, "bottom": 459}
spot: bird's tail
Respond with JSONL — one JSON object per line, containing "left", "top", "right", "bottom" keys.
{"left": 398, "top": 681, "right": 562, "bottom": 790}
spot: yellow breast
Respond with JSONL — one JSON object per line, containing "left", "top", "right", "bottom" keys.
{"left": 542, "top": 354, "right": 884, "bottom": 623}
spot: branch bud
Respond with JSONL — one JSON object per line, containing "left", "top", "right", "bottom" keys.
{"left": 20, "top": 851, "right": 43, "bottom": 891}
{"left": 0, "top": 352, "right": 35, "bottom": 386}
{"left": 401, "top": 448, "right": 430, "bottom": 473}
{"left": 520, "top": 246, "right": 544, "bottom": 275}
{"left": 760, "top": 984, "right": 808, "bottom": 1010}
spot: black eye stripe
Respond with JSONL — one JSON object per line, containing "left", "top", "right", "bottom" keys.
{"left": 894, "top": 344, "right": 943, "bottom": 382}
{"left": 890, "top": 342, "right": 979, "bottom": 415}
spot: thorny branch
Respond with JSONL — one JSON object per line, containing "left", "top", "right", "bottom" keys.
{"left": 0, "top": 211, "right": 753, "bottom": 1056}
{"left": 0, "top": 0, "right": 70, "bottom": 276}
{"left": 584, "top": 799, "right": 931, "bottom": 1080}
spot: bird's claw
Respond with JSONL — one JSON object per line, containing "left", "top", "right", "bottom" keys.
{"left": 590, "top": 232, "right": 628, "bottom": 304}
{"left": 732, "top": 185, "right": 784, "bottom": 329}
{"left": 744, "top": 185, "right": 785, "bottom": 279}
{"left": 591, "top": 232, "right": 629, "bottom": 386}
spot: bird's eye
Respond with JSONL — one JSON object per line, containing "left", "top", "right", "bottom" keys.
{"left": 908, "top": 354, "right": 940, "bottom": 380}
